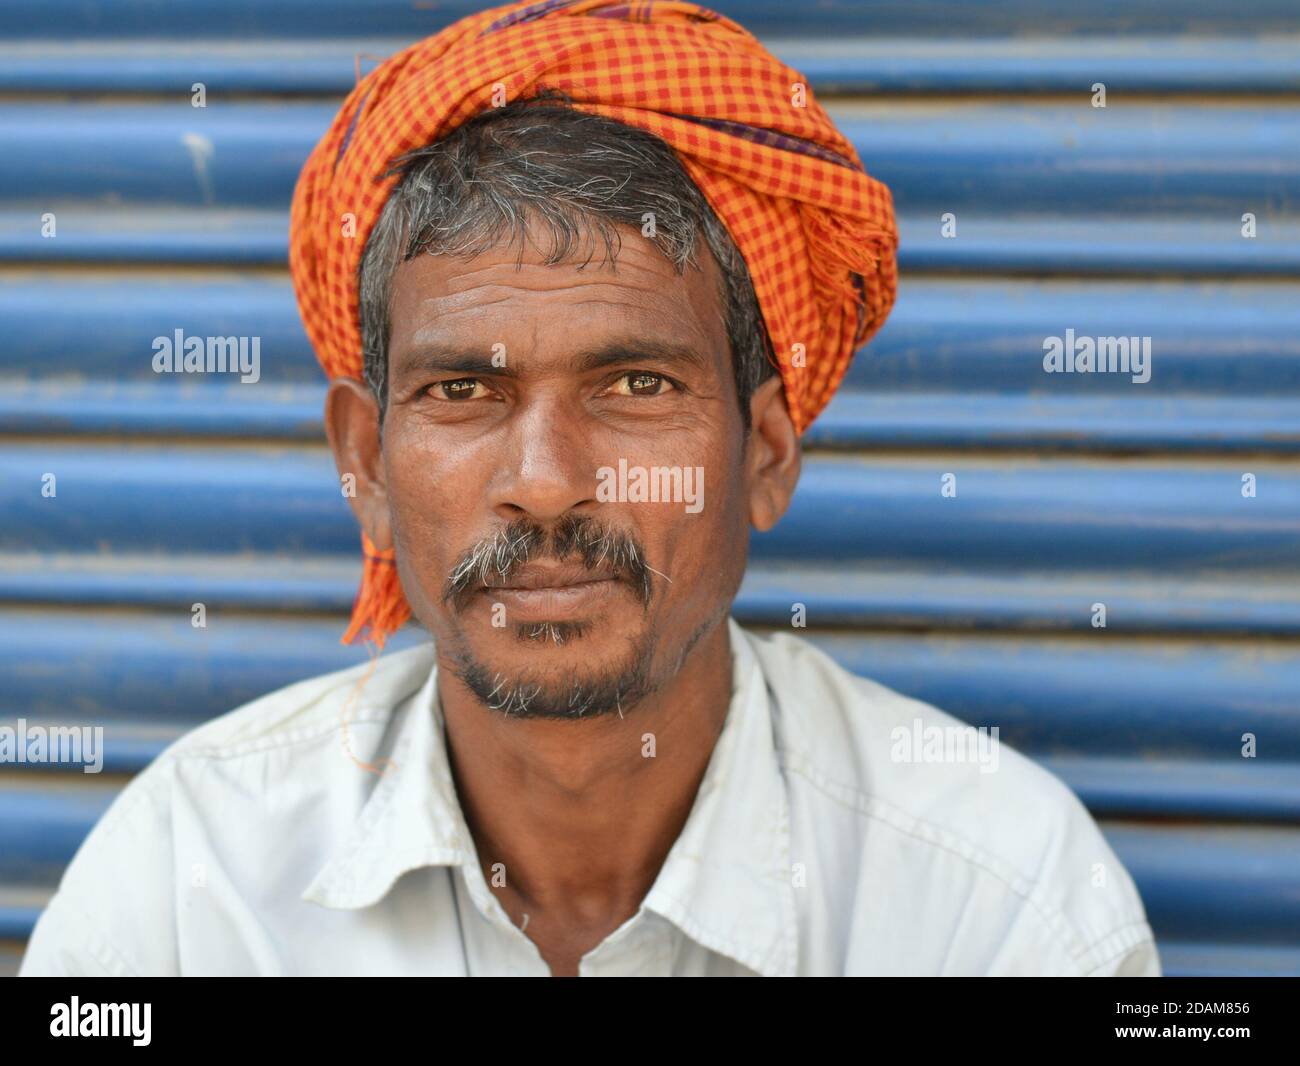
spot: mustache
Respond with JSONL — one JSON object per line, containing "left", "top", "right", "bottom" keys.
{"left": 441, "top": 514, "right": 655, "bottom": 613}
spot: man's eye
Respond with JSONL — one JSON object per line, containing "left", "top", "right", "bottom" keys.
{"left": 434, "top": 378, "right": 486, "bottom": 401}
{"left": 613, "top": 372, "right": 673, "bottom": 397}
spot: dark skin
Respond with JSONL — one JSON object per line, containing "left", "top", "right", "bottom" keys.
{"left": 325, "top": 222, "right": 800, "bottom": 975}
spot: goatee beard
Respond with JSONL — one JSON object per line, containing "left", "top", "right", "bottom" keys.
{"left": 442, "top": 513, "right": 658, "bottom": 719}
{"left": 451, "top": 634, "right": 656, "bottom": 719}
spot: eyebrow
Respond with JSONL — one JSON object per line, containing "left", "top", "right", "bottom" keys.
{"left": 395, "top": 337, "right": 712, "bottom": 378}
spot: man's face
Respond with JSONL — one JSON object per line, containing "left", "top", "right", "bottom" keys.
{"left": 329, "top": 223, "right": 794, "bottom": 718}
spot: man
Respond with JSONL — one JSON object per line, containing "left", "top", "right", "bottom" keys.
{"left": 21, "top": 0, "right": 1158, "bottom": 976}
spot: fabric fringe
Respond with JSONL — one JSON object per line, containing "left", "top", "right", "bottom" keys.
{"left": 342, "top": 532, "right": 412, "bottom": 649}
{"left": 801, "top": 206, "right": 892, "bottom": 339}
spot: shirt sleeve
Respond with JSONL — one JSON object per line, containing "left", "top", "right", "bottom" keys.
{"left": 18, "top": 897, "right": 141, "bottom": 977}
{"left": 17, "top": 765, "right": 179, "bottom": 977}
{"left": 1085, "top": 934, "right": 1162, "bottom": 977}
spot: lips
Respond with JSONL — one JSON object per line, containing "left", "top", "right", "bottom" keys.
{"left": 481, "top": 564, "right": 621, "bottom": 622}
{"left": 483, "top": 563, "right": 616, "bottom": 593}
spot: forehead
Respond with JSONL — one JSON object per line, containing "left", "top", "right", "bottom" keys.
{"left": 385, "top": 222, "right": 730, "bottom": 372}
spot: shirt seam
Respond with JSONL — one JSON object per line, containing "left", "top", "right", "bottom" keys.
{"left": 40, "top": 895, "right": 144, "bottom": 977}
{"left": 77, "top": 760, "right": 174, "bottom": 846}
{"left": 780, "top": 753, "right": 1134, "bottom": 971}
{"left": 648, "top": 886, "right": 770, "bottom": 976}
{"left": 1080, "top": 922, "right": 1159, "bottom": 975}
{"left": 159, "top": 706, "right": 397, "bottom": 764}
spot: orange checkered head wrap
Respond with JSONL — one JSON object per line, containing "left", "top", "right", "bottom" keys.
{"left": 289, "top": 0, "right": 899, "bottom": 649}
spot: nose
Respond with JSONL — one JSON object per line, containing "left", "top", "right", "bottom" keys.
{"left": 489, "top": 393, "right": 598, "bottom": 526}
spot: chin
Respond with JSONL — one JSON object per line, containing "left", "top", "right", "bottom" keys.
{"left": 509, "top": 620, "right": 596, "bottom": 646}
{"left": 449, "top": 619, "right": 657, "bottom": 720}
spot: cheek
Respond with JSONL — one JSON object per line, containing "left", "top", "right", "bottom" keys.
{"left": 596, "top": 418, "right": 747, "bottom": 550}
{"left": 649, "top": 454, "right": 750, "bottom": 595}
{"left": 380, "top": 423, "right": 480, "bottom": 576}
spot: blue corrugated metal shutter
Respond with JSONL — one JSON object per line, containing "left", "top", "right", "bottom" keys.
{"left": 1, "top": 1, "right": 1297, "bottom": 976}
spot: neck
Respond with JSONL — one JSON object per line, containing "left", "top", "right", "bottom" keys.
{"left": 436, "top": 616, "right": 734, "bottom": 938}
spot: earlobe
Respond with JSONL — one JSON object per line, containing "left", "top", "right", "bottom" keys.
{"left": 747, "top": 375, "right": 802, "bottom": 532}
{"left": 324, "top": 378, "right": 392, "bottom": 550}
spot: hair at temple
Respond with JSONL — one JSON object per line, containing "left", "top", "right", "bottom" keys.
{"left": 357, "top": 87, "right": 778, "bottom": 433}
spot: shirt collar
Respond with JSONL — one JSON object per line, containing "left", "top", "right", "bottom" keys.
{"left": 301, "top": 618, "right": 798, "bottom": 977}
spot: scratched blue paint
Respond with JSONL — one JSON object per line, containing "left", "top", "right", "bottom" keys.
{"left": 5, "top": 39, "right": 1300, "bottom": 95}
{"left": 3, "top": 0, "right": 1300, "bottom": 39}
{"left": 1, "top": 446, "right": 1297, "bottom": 566}
{"left": 3, "top": 102, "right": 1298, "bottom": 213}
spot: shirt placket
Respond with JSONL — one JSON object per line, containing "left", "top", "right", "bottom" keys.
{"left": 578, "top": 909, "right": 676, "bottom": 977}
{"left": 450, "top": 861, "right": 551, "bottom": 976}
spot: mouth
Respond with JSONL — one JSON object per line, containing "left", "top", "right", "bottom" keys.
{"left": 480, "top": 565, "right": 621, "bottom": 622}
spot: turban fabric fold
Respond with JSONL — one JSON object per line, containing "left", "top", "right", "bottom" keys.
{"left": 289, "top": 0, "right": 899, "bottom": 649}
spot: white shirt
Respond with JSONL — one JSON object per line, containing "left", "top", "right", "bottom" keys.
{"left": 20, "top": 618, "right": 1159, "bottom": 976}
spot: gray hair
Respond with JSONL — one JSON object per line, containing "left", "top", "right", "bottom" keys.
{"left": 357, "top": 88, "right": 776, "bottom": 431}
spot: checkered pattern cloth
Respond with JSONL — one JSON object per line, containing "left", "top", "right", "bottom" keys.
{"left": 289, "top": 0, "right": 899, "bottom": 647}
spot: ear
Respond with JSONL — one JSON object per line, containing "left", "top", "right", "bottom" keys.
{"left": 746, "top": 375, "right": 802, "bottom": 532}
{"left": 324, "top": 377, "right": 393, "bottom": 551}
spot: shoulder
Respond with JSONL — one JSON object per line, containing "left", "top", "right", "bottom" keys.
{"left": 158, "top": 642, "right": 436, "bottom": 765}
{"left": 738, "top": 624, "right": 1158, "bottom": 975}
{"left": 88, "top": 639, "right": 437, "bottom": 849}
{"left": 87, "top": 641, "right": 436, "bottom": 837}
{"left": 19, "top": 643, "right": 436, "bottom": 976}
